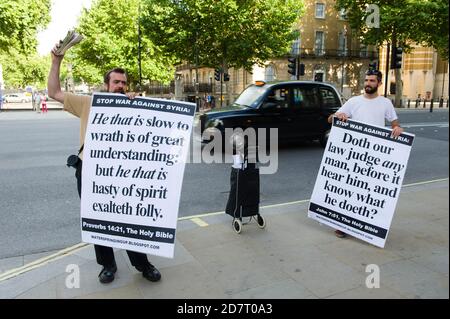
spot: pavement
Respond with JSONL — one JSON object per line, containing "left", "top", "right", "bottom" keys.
{"left": 0, "top": 179, "right": 448, "bottom": 299}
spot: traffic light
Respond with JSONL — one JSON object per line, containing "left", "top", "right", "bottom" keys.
{"left": 287, "top": 57, "right": 297, "bottom": 76}
{"left": 223, "top": 73, "right": 230, "bottom": 81}
{"left": 214, "top": 68, "right": 221, "bottom": 81}
{"left": 298, "top": 63, "right": 305, "bottom": 76}
{"left": 390, "top": 46, "right": 403, "bottom": 69}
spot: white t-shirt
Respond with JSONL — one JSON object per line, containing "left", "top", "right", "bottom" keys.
{"left": 337, "top": 95, "right": 398, "bottom": 127}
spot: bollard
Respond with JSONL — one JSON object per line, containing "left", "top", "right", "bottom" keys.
{"left": 423, "top": 99, "right": 427, "bottom": 108}
{"left": 415, "top": 99, "right": 419, "bottom": 108}
{"left": 439, "top": 98, "right": 443, "bottom": 108}
{"left": 407, "top": 99, "right": 411, "bottom": 108}
{"left": 430, "top": 99, "right": 433, "bottom": 112}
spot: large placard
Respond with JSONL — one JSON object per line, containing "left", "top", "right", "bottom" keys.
{"left": 308, "top": 118, "right": 414, "bottom": 248}
{"left": 80, "top": 93, "right": 195, "bottom": 258}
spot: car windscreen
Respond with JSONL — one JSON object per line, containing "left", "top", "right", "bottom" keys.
{"left": 233, "top": 85, "right": 267, "bottom": 108}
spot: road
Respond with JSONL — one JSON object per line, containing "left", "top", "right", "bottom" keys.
{"left": 0, "top": 109, "right": 448, "bottom": 258}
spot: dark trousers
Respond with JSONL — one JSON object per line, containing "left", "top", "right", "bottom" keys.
{"left": 75, "top": 160, "right": 150, "bottom": 269}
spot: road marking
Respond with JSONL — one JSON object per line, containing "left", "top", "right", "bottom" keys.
{"left": 401, "top": 122, "right": 449, "bottom": 128}
{"left": 402, "top": 178, "right": 448, "bottom": 187}
{"left": 191, "top": 217, "right": 209, "bottom": 227}
{"left": 1, "top": 177, "right": 447, "bottom": 281}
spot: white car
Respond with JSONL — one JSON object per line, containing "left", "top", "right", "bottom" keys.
{"left": 4, "top": 93, "right": 32, "bottom": 103}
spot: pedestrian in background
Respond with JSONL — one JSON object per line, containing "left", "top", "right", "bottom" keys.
{"left": 41, "top": 93, "right": 48, "bottom": 113}
{"left": 47, "top": 45, "right": 162, "bottom": 285}
{"left": 34, "top": 92, "right": 41, "bottom": 113}
{"left": 328, "top": 69, "right": 404, "bottom": 238}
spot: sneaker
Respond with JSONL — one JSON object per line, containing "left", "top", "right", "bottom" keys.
{"left": 138, "top": 263, "right": 161, "bottom": 282}
{"left": 98, "top": 263, "right": 117, "bottom": 284}
{"left": 335, "top": 230, "right": 347, "bottom": 238}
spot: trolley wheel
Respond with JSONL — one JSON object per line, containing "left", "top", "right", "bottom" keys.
{"left": 233, "top": 219, "right": 243, "bottom": 234}
{"left": 256, "top": 214, "right": 266, "bottom": 229}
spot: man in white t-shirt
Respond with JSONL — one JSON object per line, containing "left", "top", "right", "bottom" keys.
{"left": 328, "top": 69, "right": 404, "bottom": 238}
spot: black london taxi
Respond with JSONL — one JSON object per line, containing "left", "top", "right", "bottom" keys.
{"left": 198, "top": 80, "right": 342, "bottom": 148}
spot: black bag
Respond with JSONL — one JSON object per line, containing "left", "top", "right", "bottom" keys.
{"left": 225, "top": 165, "right": 260, "bottom": 218}
{"left": 66, "top": 144, "right": 84, "bottom": 168}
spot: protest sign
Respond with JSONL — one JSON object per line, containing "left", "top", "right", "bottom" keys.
{"left": 80, "top": 93, "right": 195, "bottom": 258}
{"left": 308, "top": 118, "right": 415, "bottom": 248}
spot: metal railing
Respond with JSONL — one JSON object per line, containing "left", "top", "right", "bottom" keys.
{"left": 404, "top": 98, "right": 449, "bottom": 111}
{"left": 183, "top": 83, "right": 214, "bottom": 93}
{"left": 290, "top": 48, "right": 379, "bottom": 59}
{"left": 141, "top": 81, "right": 174, "bottom": 95}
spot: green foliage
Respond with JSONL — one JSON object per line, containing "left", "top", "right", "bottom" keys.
{"left": 0, "top": 0, "right": 51, "bottom": 88}
{"left": 142, "top": 0, "right": 304, "bottom": 71}
{"left": 0, "top": 50, "right": 50, "bottom": 88}
{"left": 0, "top": 0, "right": 51, "bottom": 54}
{"left": 335, "top": 0, "right": 448, "bottom": 59}
{"left": 71, "top": 0, "right": 176, "bottom": 88}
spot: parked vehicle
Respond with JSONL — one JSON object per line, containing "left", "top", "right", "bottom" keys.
{"left": 198, "top": 80, "right": 342, "bottom": 149}
{"left": 3, "top": 93, "right": 32, "bottom": 103}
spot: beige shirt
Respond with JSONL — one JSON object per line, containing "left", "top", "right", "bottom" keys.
{"left": 63, "top": 93, "right": 92, "bottom": 159}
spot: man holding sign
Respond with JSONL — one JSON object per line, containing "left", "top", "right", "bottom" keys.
{"left": 48, "top": 47, "right": 161, "bottom": 284}
{"left": 327, "top": 69, "right": 404, "bottom": 238}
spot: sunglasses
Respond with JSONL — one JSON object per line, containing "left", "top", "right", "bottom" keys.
{"left": 366, "top": 69, "right": 381, "bottom": 76}
{"left": 365, "top": 69, "right": 382, "bottom": 80}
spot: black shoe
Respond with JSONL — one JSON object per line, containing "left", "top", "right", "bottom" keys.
{"left": 335, "top": 229, "right": 347, "bottom": 238}
{"left": 137, "top": 264, "right": 161, "bottom": 282}
{"left": 98, "top": 264, "right": 117, "bottom": 284}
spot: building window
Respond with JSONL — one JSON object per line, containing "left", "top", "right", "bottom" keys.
{"left": 360, "top": 44, "right": 368, "bottom": 58}
{"left": 315, "top": 31, "right": 325, "bottom": 56}
{"left": 314, "top": 71, "right": 325, "bottom": 82}
{"left": 265, "top": 65, "right": 275, "bottom": 82}
{"left": 315, "top": 3, "right": 325, "bottom": 19}
{"left": 338, "top": 32, "right": 348, "bottom": 56}
{"left": 291, "top": 36, "right": 301, "bottom": 55}
{"left": 339, "top": 8, "right": 347, "bottom": 20}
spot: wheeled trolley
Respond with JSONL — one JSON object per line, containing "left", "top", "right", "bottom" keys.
{"left": 225, "top": 162, "right": 266, "bottom": 234}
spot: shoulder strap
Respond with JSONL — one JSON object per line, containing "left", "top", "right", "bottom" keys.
{"left": 78, "top": 144, "right": 84, "bottom": 155}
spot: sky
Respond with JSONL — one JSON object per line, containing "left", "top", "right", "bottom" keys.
{"left": 37, "top": 0, "right": 92, "bottom": 56}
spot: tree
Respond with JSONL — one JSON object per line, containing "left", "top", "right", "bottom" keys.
{"left": 142, "top": 0, "right": 304, "bottom": 103}
{"left": 71, "top": 0, "right": 175, "bottom": 88}
{"left": 0, "top": 0, "right": 51, "bottom": 88}
{"left": 412, "top": 0, "right": 449, "bottom": 60}
{"left": 0, "top": 0, "right": 51, "bottom": 55}
{"left": 0, "top": 50, "right": 50, "bottom": 88}
{"left": 336, "top": 0, "right": 449, "bottom": 107}
{"left": 143, "top": 0, "right": 304, "bottom": 69}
